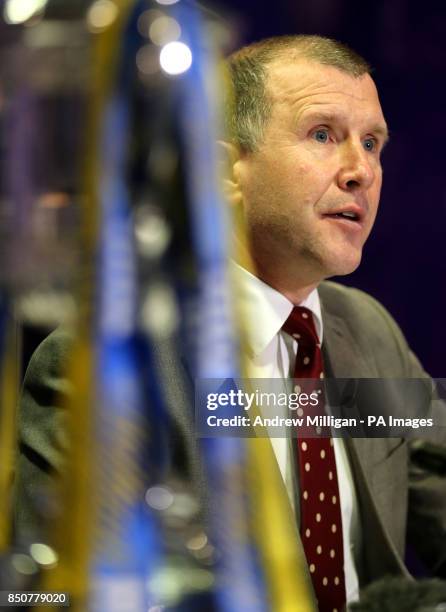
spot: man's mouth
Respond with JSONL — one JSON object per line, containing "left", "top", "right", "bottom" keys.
{"left": 322, "top": 206, "right": 365, "bottom": 225}
{"left": 331, "top": 211, "right": 360, "bottom": 221}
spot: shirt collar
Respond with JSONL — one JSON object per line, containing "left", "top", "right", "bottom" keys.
{"left": 231, "top": 262, "right": 323, "bottom": 357}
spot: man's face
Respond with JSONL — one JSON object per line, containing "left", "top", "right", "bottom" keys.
{"left": 233, "top": 59, "right": 388, "bottom": 290}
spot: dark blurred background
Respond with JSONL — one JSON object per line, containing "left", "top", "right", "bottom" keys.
{"left": 218, "top": 0, "right": 446, "bottom": 377}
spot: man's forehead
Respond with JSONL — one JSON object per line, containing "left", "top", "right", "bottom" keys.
{"left": 264, "top": 57, "right": 387, "bottom": 128}
{"left": 265, "top": 57, "right": 373, "bottom": 98}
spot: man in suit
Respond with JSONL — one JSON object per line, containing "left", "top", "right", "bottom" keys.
{"left": 14, "top": 34, "right": 446, "bottom": 611}
{"left": 218, "top": 34, "right": 446, "bottom": 609}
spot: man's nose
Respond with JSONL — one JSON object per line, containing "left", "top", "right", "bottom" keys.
{"left": 337, "top": 140, "right": 375, "bottom": 191}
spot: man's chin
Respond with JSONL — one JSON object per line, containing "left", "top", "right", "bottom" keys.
{"left": 324, "top": 251, "right": 362, "bottom": 278}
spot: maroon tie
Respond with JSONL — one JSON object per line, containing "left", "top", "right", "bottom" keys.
{"left": 282, "top": 306, "right": 346, "bottom": 612}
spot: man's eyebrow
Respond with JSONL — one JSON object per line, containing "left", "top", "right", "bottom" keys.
{"left": 296, "top": 110, "right": 339, "bottom": 125}
{"left": 373, "top": 125, "right": 390, "bottom": 145}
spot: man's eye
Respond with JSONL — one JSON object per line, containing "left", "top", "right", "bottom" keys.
{"left": 313, "top": 129, "right": 329, "bottom": 143}
{"left": 363, "top": 138, "right": 376, "bottom": 152}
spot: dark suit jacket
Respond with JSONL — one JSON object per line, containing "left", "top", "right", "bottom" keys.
{"left": 13, "top": 281, "right": 446, "bottom": 603}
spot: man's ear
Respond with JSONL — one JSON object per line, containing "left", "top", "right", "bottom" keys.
{"left": 217, "top": 140, "right": 243, "bottom": 207}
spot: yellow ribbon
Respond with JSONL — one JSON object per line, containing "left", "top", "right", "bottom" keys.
{"left": 39, "top": 3, "right": 135, "bottom": 609}
{"left": 0, "top": 319, "right": 20, "bottom": 551}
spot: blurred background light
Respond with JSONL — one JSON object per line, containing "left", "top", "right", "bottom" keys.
{"left": 11, "top": 554, "right": 38, "bottom": 576}
{"left": 137, "top": 8, "right": 164, "bottom": 37}
{"left": 4, "top": 0, "right": 48, "bottom": 24}
{"left": 159, "top": 41, "right": 192, "bottom": 75}
{"left": 86, "top": 0, "right": 118, "bottom": 33}
{"left": 134, "top": 206, "right": 171, "bottom": 259}
{"left": 145, "top": 486, "right": 174, "bottom": 511}
{"left": 29, "top": 542, "right": 58, "bottom": 568}
{"left": 136, "top": 44, "right": 161, "bottom": 76}
{"left": 186, "top": 532, "right": 208, "bottom": 552}
{"left": 141, "top": 284, "right": 179, "bottom": 338}
{"left": 149, "top": 16, "right": 181, "bottom": 46}
{"left": 155, "top": 0, "right": 180, "bottom": 5}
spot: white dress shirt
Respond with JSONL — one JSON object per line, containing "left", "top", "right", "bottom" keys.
{"left": 232, "top": 262, "right": 361, "bottom": 603}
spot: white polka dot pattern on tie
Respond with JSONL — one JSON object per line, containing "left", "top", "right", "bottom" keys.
{"left": 282, "top": 305, "right": 346, "bottom": 612}
{"left": 299, "top": 436, "right": 346, "bottom": 611}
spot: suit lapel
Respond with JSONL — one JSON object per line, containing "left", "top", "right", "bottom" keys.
{"left": 321, "top": 307, "right": 377, "bottom": 379}
{"left": 321, "top": 300, "right": 381, "bottom": 479}
{"left": 319, "top": 293, "right": 409, "bottom": 583}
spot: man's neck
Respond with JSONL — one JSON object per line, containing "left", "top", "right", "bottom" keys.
{"left": 252, "top": 270, "right": 318, "bottom": 305}
{"left": 233, "top": 244, "right": 319, "bottom": 305}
